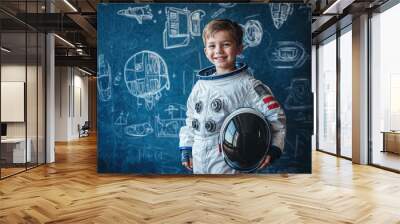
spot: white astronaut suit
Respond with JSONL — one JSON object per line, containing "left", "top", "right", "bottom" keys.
{"left": 179, "top": 63, "right": 286, "bottom": 174}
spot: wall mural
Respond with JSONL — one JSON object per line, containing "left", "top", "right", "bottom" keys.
{"left": 98, "top": 3, "right": 312, "bottom": 174}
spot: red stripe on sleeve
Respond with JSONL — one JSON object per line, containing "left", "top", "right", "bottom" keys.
{"left": 268, "top": 102, "right": 280, "bottom": 110}
{"left": 262, "top": 96, "right": 274, "bottom": 104}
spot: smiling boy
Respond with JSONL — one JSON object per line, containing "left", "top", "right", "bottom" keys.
{"left": 179, "top": 19, "right": 286, "bottom": 174}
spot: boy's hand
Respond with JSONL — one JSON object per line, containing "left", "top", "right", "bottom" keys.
{"left": 181, "top": 148, "right": 193, "bottom": 171}
{"left": 258, "top": 155, "right": 272, "bottom": 169}
{"left": 182, "top": 158, "right": 193, "bottom": 171}
{"left": 258, "top": 145, "right": 282, "bottom": 170}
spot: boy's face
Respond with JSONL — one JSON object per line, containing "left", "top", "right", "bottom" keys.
{"left": 204, "top": 30, "right": 243, "bottom": 74}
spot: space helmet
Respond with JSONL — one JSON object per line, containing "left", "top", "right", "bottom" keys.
{"left": 219, "top": 108, "right": 271, "bottom": 172}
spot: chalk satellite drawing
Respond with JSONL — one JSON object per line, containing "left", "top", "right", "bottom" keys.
{"left": 124, "top": 50, "right": 170, "bottom": 111}
{"left": 241, "top": 20, "right": 264, "bottom": 49}
{"left": 98, "top": 3, "right": 312, "bottom": 174}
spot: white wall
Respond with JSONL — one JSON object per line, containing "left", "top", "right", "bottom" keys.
{"left": 312, "top": 45, "right": 316, "bottom": 150}
{"left": 55, "top": 67, "right": 69, "bottom": 141}
{"left": 55, "top": 67, "right": 89, "bottom": 141}
{"left": 1, "top": 65, "right": 26, "bottom": 138}
{"left": 370, "top": 4, "right": 400, "bottom": 163}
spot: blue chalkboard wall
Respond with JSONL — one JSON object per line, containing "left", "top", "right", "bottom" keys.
{"left": 97, "top": 3, "right": 312, "bottom": 174}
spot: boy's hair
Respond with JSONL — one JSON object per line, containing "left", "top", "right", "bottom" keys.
{"left": 202, "top": 19, "right": 243, "bottom": 47}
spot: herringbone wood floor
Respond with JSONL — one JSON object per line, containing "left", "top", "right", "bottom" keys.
{"left": 1, "top": 135, "right": 400, "bottom": 224}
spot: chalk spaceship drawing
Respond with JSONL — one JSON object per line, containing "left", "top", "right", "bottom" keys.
{"left": 117, "top": 5, "right": 153, "bottom": 24}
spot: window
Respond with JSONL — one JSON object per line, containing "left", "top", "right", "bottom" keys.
{"left": 371, "top": 3, "right": 400, "bottom": 171}
{"left": 317, "top": 36, "right": 337, "bottom": 154}
{"left": 339, "top": 28, "right": 352, "bottom": 158}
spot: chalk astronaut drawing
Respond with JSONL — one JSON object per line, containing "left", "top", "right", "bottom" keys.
{"left": 155, "top": 104, "right": 186, "bottom": 138}
{"left": 163, "top": 7, "right": 205, "bottom": 49}
{"left": 241, "top": 20, "right": 263, "bottom": 49}
{"left": 270, "top": 3, "right": 294, "bottom": 30}
{"left": 97, "top": 54, "right": 112, "bottom": 102}
{"left": 125, "top": 121, "right": 154, "bottom": 137}
{"left": 117, "top": 5, "right": 153, "bottom": 24}
{"left": 124, "top": 50, "right": 170, "bottom": 110}
{"left": 268, "top": 41, "right": 308, "bottom": 69}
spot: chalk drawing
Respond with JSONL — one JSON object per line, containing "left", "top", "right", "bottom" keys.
{"left": 98, "top": 54, "right": 112, "bottom": 101}
{"left": 245, "top": 14, "right": 260, "bottom": 20}
{"left": 212, "top": 3, "right": 237, "bottom": 18}
{"left": 211, "top": 8, "right": 225, "bottom": 19}
{"left": 268, "top": 41, "right": 308, "bottom": 69}
{"left": 113, "top": 72, "right": 122, "bottom": 86}
{"left": 155, "top": 104, "right": 186, "bottom": 138}
{"left": 242, "top": 20, "right": 263, "bottom": 49}
{"left": 163, "top": 7, "right": 205, "bottom": 49}
{"left": 284, "top": 78, "right": 312, "bottom": 111}
{"left": 183, "top": 52, "right": 202, "bottom": 95}
{"left": 124, "top": 50, "right": 170, "bottom": 110}
{"left": 114, "top": 111, "right": 129, "bottom": 126}
{"left": 218, "top": 3, "right": 237, "bottom": 8}
{"left": 270, "top": 3, "right": 293, "bottom": 30}
{"left": 125, "top": 122, "right": 153, "bottom": 137}
{"left": 117, "top": 5, "right": 153, "bottom": 24}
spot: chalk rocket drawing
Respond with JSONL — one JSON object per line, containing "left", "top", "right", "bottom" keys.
{"left": 163, "top": 7, "right": 205, "bottom": 49}
{"left": 284, "top": 78, "right": 312, "bottom": 111}
{"left": 125, "top": 122, "right": 153, "bottom": 137}
{"left": 241, "top": 20, "right": 263, "bottom": 49}
{"left": 155, "top": 104, "right": 186, "bottom": 138}
{"left": 268, "top": 41, "right": 308, "bottom": 69}
{"left": 124, "top": 50, "right": 170, "bottom": 110}
{"left": 117, "top": 5, "right": 153, "bottom": 24}
{"left": 97, "top": 54, "right": 112, "bottom": 102}
{"left": 270, "top": 3, "right": 293, "bottom": 30}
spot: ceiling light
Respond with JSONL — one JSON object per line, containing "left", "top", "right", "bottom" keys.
{"left": 322, "top": 0, "right": 354, "bottom": 15}
{"left": 322, "top": 0, "right": 342, "bottom": 14}
{"left": 1, "top": 47, "right": 11, "bottom": 53}
{"left": 63, "top": 0, "right": 78, "bottom": 12}
{"left": 78, "top": 67, "right": 93, "bottom": 76}
{"left": 54, "top": 34, "right": 75, "bottom": 48}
